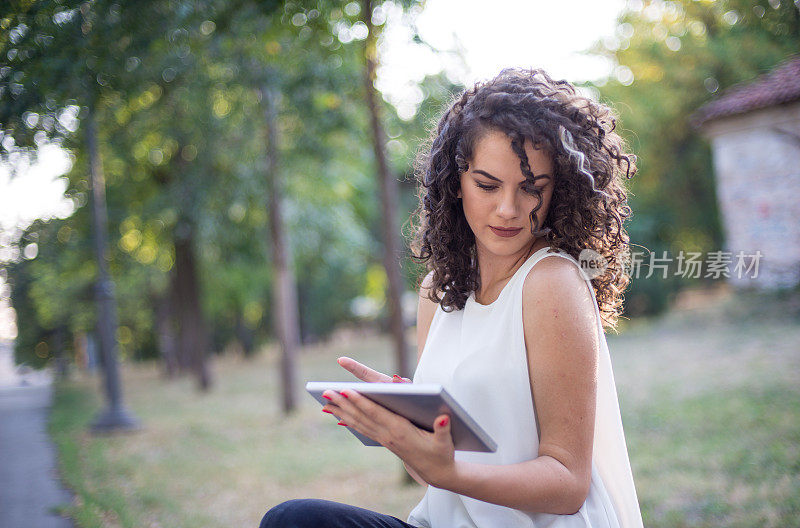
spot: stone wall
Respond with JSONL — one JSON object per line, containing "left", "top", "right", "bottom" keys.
{"left": 702, "top": 100, "right": 800, "bottom": 289}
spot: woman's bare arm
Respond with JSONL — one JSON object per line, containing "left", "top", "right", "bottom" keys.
{"left": 431, "top": 258, "right": 598, "bottom": 515}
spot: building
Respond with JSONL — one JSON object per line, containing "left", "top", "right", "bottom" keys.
{"left": 691, "top": 55, "right": 800, "bottom": 290}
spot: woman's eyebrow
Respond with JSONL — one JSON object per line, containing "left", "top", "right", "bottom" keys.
{"left": 473, "top": 169, "right": 552, "bottom": 182}
{"left": 472, "top": 169, "right": 501, "bottom": 182}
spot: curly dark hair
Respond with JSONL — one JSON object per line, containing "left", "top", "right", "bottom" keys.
{"left": 410, "top": 67, "right": 637, "bottom": 330}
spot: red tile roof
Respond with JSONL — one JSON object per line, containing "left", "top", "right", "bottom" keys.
{"left": 691, "top": 54, "right": 800, "bottom": 128}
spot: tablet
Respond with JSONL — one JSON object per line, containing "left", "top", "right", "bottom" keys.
{"left": 306, "top": 381, "right": 497, "bottom": 452}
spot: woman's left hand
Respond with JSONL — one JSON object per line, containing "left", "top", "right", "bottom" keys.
{"left": 322, "top": 389, "right": 456, "bottom": 488}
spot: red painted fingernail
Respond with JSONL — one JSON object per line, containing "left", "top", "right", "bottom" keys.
{"left": 322, "top": 409, "right": 333, "bottom": 414}
{"left": 322, "top": 394, "right": 332, "bottom": 401}
{"left": 337, "top": 422, "right": 348, "bottom": 426}
{"left": 393, "top": 374, "right": 402, "bottom": 379}
{"left": 438, "top": 416, "right": 449, "bottom": 427}
{"left": 340, "top": 391, "right": 349, "bottom": 399}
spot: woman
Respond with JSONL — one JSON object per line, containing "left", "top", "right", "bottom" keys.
{"left": 260, "top": 67, "right": 643, "bottom": 528}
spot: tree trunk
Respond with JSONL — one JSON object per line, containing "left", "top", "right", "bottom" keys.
{"left": 361, "top": 0, "right": 410, "bottom": 380}
{"left": 262, "top": 85, "right": 301, "bottom": 414}
{"left": 235, "top": 312, "right": 255, "bottom": 358}
{"left": 172, "top": 229, "right": 212, "bottom": 391}
{"left": 167, "top": 262, "right": 191, "bottom": 373}
{"left": 86, "top": 100, "right": 139, "bottom": 431}
{"left": 53, "top": 326, "right": 70, "bottom": 381}
{"left": 154, "top": 292, "right": 179, "bottom": 378}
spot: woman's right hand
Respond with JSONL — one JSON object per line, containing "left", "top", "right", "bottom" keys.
{"left": 336, "top": 356, "right": 428, "bottom": 486}
{"left": 337, "top": 356, "right": 411, "bottom": 383}
{"left": 335, "top": 356, "right": 425, "bottom": 485}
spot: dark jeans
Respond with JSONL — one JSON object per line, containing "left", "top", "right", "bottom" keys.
{"left": 260, "top": 498, "right": 417, "bottom": 528}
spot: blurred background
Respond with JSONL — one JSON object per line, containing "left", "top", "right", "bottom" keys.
{"left": 0, "top": 0, "right": 798, "bottom": 527}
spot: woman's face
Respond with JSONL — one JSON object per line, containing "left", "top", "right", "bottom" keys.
{"left": 458, "top": 129, "right": 555, "bottom": 263}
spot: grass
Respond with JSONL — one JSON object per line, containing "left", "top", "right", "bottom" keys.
{"left": 50, "top": 288, "right": 800, "bottom": 527}
{"left": 51, "top": 333, "right": 427, "bottom": 528}
{"left": 609, "top": 288, "right": 800, "bottom": 527}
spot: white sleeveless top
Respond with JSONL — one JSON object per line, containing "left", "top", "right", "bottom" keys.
{"left": 407, "top": 247, "right": 643, "bottom": 528}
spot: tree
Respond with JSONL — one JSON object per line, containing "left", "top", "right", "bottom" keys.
{"left": 0, "top": 0, "right": 167, "bottom": 427}
{"left": 360, "top": 0, "right": 421, "bottom": 381}
{"left": 586, "top": 0, "right": 800, "bottom": 315}
{"left": 2, "top": 0, "right": 449, "bottom": 412}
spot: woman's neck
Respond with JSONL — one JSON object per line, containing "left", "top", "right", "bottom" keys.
{"left": 474, "top": 239, "right": 549, "bottom": 303}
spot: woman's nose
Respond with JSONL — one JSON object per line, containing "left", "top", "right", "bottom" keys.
{"left": 496, "top": 191, "right": 519, "bottom": 219}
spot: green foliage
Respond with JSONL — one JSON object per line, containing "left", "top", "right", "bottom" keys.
{"left": 2, "top": 0, "right": 448, "bottom": 367}
{"left": 587, "top": 0, "right": 800, "bottom": 316}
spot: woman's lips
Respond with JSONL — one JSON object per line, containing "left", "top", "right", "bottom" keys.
{"left": 489, "top": 226, "right": 523, "bottom": 238}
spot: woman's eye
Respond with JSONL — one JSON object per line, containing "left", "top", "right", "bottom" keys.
{"left": 476, "top": 183, "right": 497, "bottom": 191}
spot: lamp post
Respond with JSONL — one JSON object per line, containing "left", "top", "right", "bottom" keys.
{"left": 85, "top": 101, "right": 139, "bottom": 432}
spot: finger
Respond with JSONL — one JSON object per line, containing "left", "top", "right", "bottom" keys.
{"left": 338, "top": 389, "right": 417, "bottom": 452}
{"left": 321, "top": 393, "right": 342, "bottom": 410}
{"left": 323, "top": 390, "right": 367, "bottom": 425}
{"left": 433, "top": 414, "right": 451, "bottom": 443}
{"left": 323, "top": 389, "right": 348, "bottom": 407}
{"left": 323, "top": 391, "right": 358, "bottom": 427}
{"left": 321, "top": 404, "right": 342, "bottom": 420}
{"left": 338, "top": 389, "right": 399, "bottom": 429}
{"left": 391, "top": 375, "right": 412, "bottom": 383}
{"left": 337, "top": 357, "right": 392, "bottom": 383}
{"left": 324, "top": 390, "right": 381, "bottom": 440}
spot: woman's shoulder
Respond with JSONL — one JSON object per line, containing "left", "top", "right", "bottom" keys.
{"left": 520, "top": 251, "right": 599, "bottom": 358}
{"left": 526, "top": 249, "right": 584, "bottom": 279}
{"left": 521, "top": 251, "right": 593, "bottom": 314}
